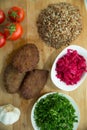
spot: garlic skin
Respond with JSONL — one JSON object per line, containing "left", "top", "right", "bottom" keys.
{"left": 0, "top": 104, "right": 21, "bottom": 125}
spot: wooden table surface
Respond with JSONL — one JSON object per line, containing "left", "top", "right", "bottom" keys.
{"left": 0, "top": 0, "right": 87, "bottom": 130}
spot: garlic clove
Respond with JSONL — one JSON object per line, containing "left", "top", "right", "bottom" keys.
{"left": 0, "top": 104, "right": 21, "bottom": 125}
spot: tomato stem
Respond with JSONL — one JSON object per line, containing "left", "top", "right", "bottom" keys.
{"left": 7, "top": 23, "right": 16, "bottom": 35}
{"left": 10, "top": 11, "right": 18, "bottom": 18}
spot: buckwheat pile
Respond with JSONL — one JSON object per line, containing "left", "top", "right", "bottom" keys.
{"left": 37, "top": 2, "right": 82, "bottom": 49}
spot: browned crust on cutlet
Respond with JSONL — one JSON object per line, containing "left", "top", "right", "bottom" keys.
{"left": 20, "top": 69, "right": 49, "bottom": 99}
{"left": 12, "top": 44, "right": 39, "bottom": 73}
{"left": 4, "top": 64, "right": 25, "bottom": 93}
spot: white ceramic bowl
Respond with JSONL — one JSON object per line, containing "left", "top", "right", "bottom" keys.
{"left": 31, "top": 92, "right": 80, "bottom": 130}
{"left": 51, "top": 45, "right": 87, "bottom": 91}
{"left": 84, "top": 0, "right": 87, "bottom": 10}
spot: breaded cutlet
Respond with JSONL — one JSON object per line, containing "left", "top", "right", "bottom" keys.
{"left": 12, "top": 44, "right": 39, "bottom": 73}
{"left": 4, "top": 64, "right": 25, "bottom": 93}
{"left": 20, "top": 69, "right": 49, "bottom": 99}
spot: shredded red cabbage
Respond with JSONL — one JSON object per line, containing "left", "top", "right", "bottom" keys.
{"left": 55, "top": 49, "right": 87, "bottom": 85}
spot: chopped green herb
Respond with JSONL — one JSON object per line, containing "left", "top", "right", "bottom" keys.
{"left": 34, "top": 93, "right": 78, "bottom": 130}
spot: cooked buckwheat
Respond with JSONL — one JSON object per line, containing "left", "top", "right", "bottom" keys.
{"left": 37, "top": 2, "right": 82, "bottom": 49}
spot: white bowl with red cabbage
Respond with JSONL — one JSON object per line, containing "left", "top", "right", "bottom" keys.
{"left": 51, "top": 45, "right": 87, "bottom": 91}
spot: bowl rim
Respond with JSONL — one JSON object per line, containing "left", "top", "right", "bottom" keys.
{"left": 84, "top": 0, "right": 87, "bottom": 10}
{"left": 51, "top": 45, "right": 87, "bottom": 91}
{"left": 31, "top": 92, "right": 80, "bottom": 130}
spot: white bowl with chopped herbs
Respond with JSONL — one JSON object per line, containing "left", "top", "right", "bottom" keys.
{"left": 31, "top": 92, "right": 80, "bottom": 130}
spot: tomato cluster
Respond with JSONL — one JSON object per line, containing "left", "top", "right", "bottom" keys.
{"left": 0, "top": 6, "right": 25, "bottom": 48}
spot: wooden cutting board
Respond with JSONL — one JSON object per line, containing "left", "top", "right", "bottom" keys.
{"left": 0, "top": 0, "right": 87, "bottom": 130}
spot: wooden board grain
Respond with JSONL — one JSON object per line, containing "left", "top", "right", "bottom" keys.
{"left": 0, "top": 0, "right": 87, "bottom": 130}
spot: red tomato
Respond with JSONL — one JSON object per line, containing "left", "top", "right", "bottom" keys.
{"left": 0, "top": 9, "right": 5, "bottom": 24}
{"left": 0, "top": 32, "right": 6, "bottom": 48}
{"left": 8, "top": 6, "right": 25, "bottom": 22}
{"left": 4, "top": 23, "right": 23, "bottom": 40}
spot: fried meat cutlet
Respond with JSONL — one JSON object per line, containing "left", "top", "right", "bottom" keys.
{"left": 12, "top": 44, "right": 39, "bottom": 73}
{"left": 20, "top": 69, "right": 49, "bottom": 99}
{"left": 4, "top": 64, "right": 25, "bottom": 93}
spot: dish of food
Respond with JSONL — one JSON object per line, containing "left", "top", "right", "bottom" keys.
{"left": 12, "top": 44, "right": 39, "bottom": 73}
{"left": 51, "top": 45, "right": 87, "bottom": 91}
{"left": 0, "top": 1, "right": 87, "bottom": 130}
{"left": 31, "top": 92, "right": 80, "bottom": 130}
{"left": 37, "top": 2, "right": 82, "bottom": 49}
{"left": 4, "top": 64, "right": 25, "bottom": 93}
{"left": 20, "top": 69, "right": 49, "bottom": 99}
{"left": 3, "top": 43, "right": 49, "bottom": 99}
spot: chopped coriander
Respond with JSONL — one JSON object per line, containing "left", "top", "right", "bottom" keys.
{"left": 34, "top": 93, "right": 78, "bottom": 130}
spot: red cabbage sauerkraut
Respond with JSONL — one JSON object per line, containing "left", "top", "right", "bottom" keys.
{"left": 56, "top": 49, "right": 87, "bottom": 85}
